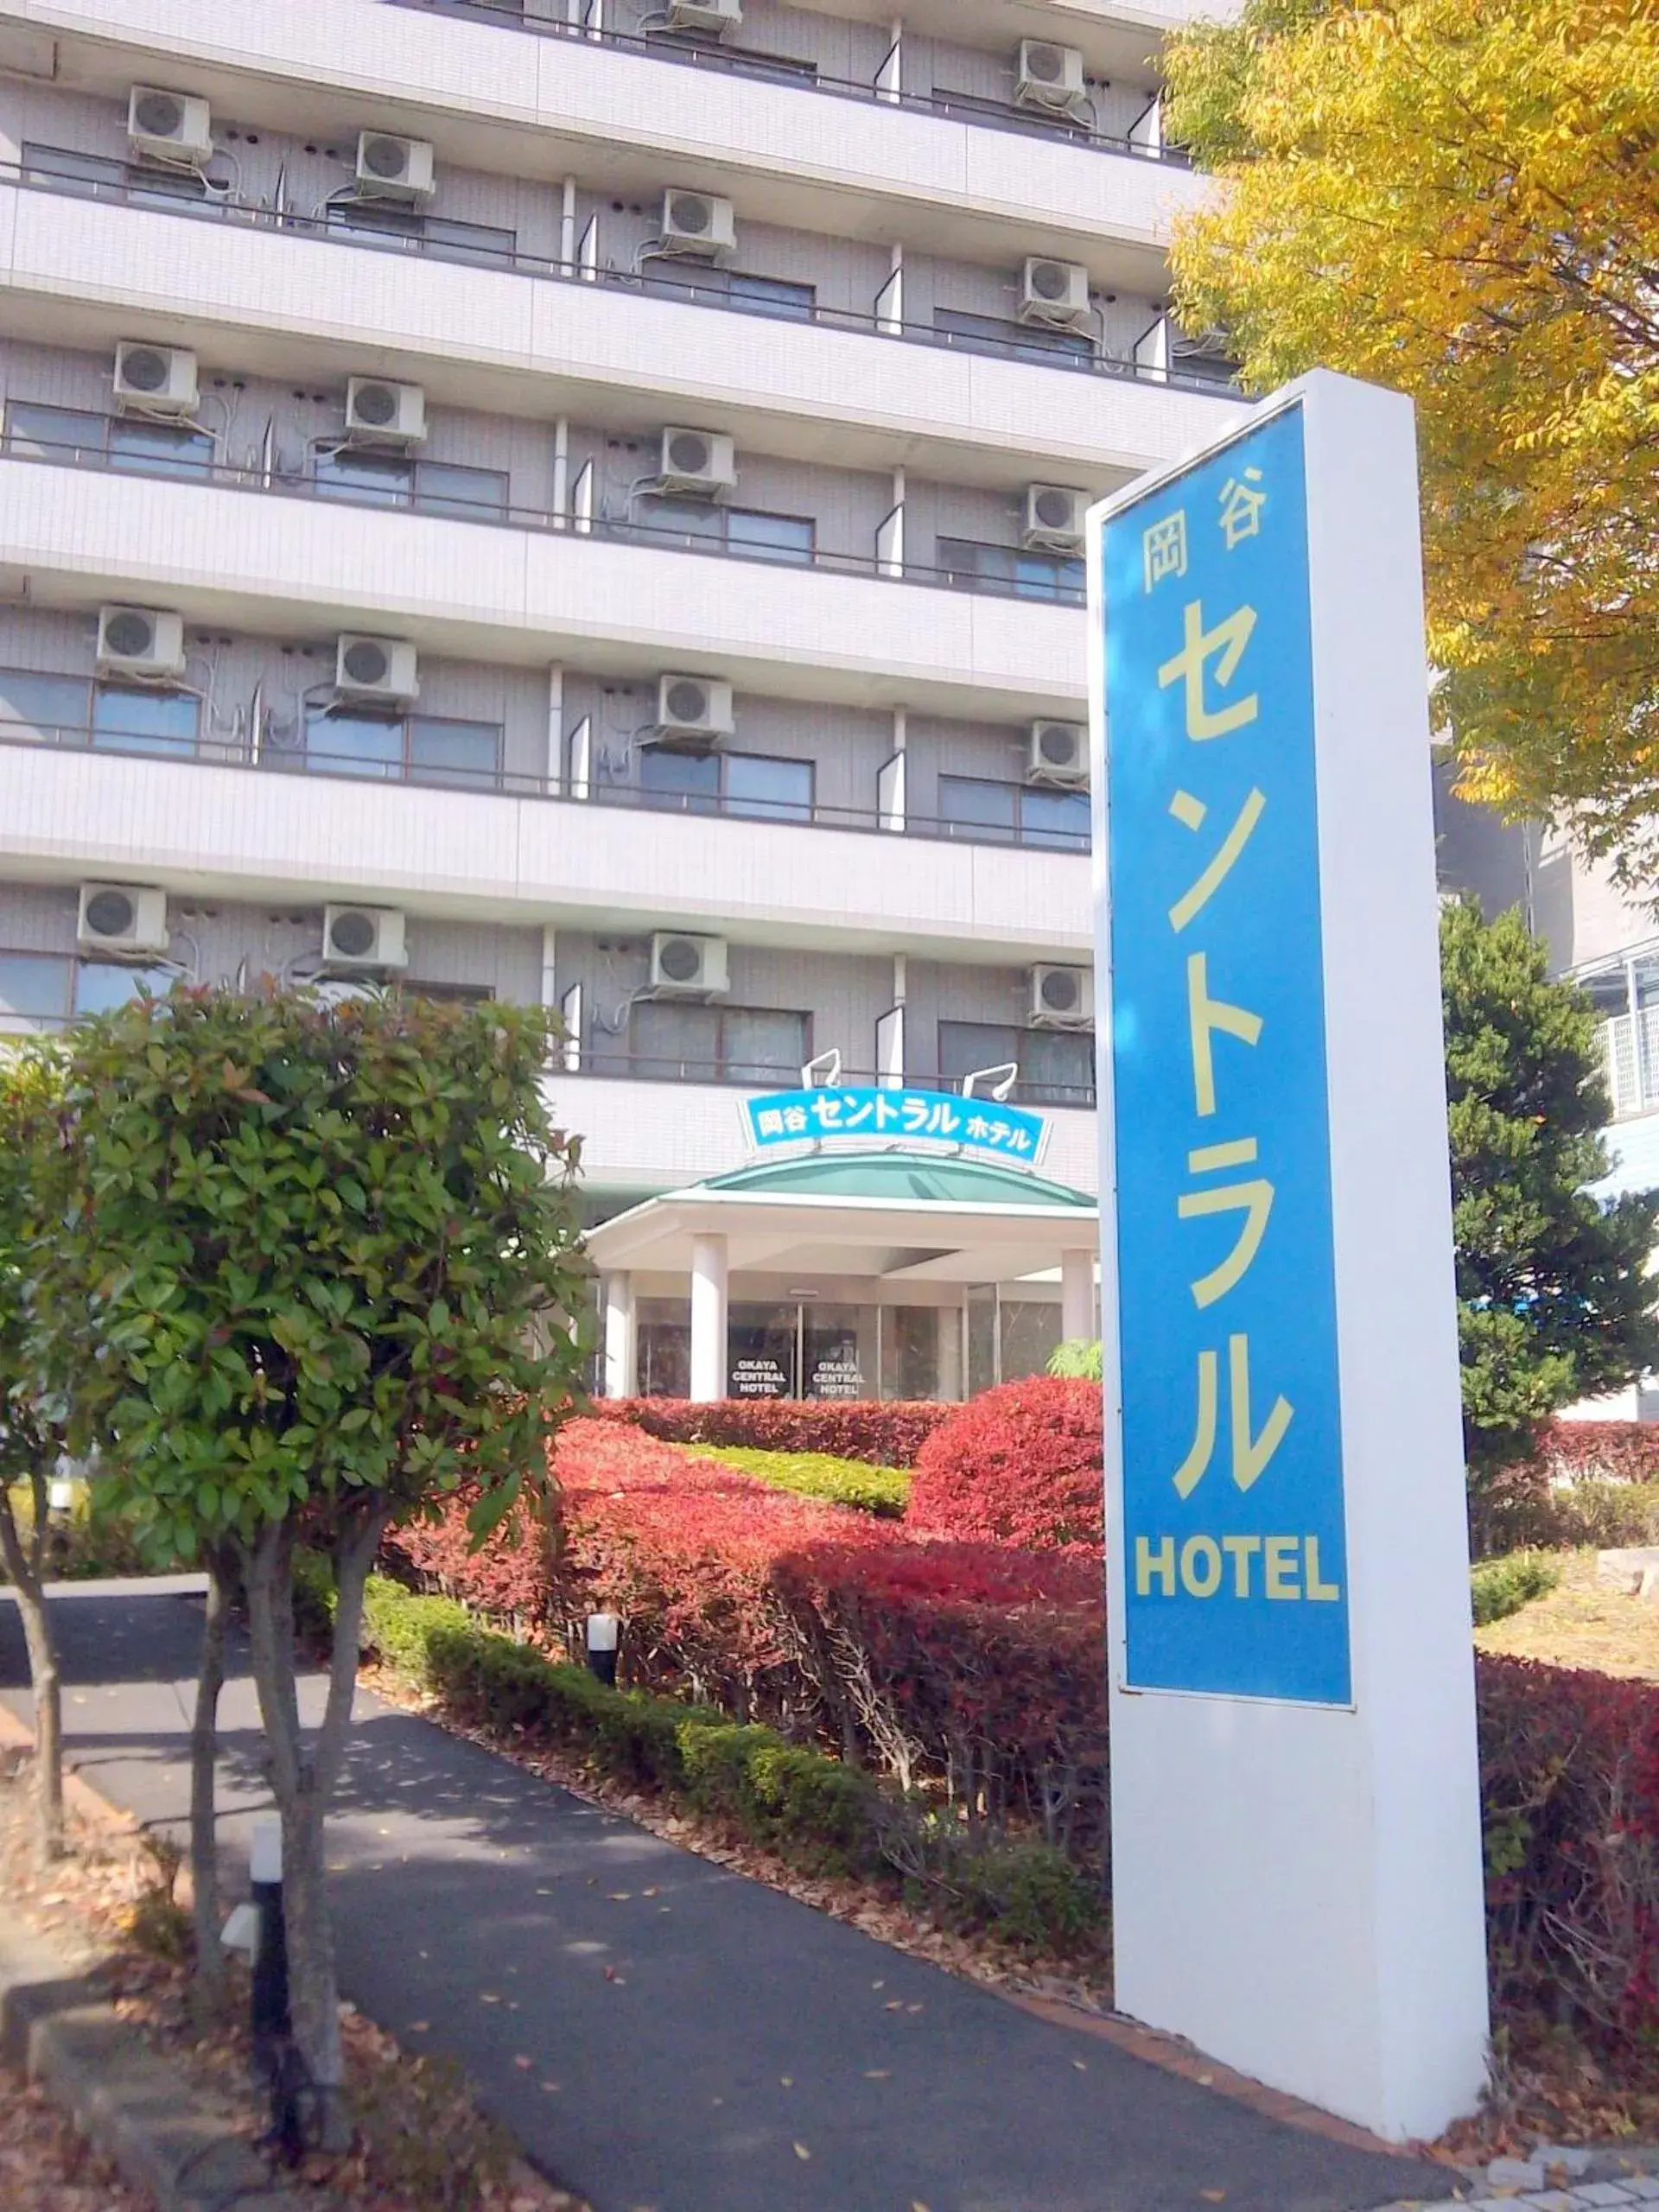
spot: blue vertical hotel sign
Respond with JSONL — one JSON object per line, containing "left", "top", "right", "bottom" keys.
{"left": 1100, "top": 401, "right": 1351, "bottom": 1706}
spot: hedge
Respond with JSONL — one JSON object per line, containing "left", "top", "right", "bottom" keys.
{"left": 378, "top": 1422, "right": 1659, "bottom": 2061}
{"left": 1544, "top": 1421, "right": 1659, "bottom": 1484}
{"left": 299, "top": 1556, "right": 1100, "bottom": 1951}
{"left": 674, "top": 1444, "right": 911, "bottom": 1517}
{"left": 1470, "top": 1550, "right": 1562, "bottom": 1627}
{"left": 907, "top": 1378, "right": 1104, "bottom": 1548}
{"left": 591, "top": 1396, "right": 951, "bottom": 1467}
{"left": 390, "top": 1419, "right": 1107, "bottom": 1848}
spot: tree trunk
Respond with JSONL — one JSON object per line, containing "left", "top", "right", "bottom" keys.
{"left": 241, "top": 1510, "right": 384, "bottom": 2154}
{"left": 0, "top": 1479, "right": 64, "bottom": 1864}
{"left": 189, "top": 1548, "right": 233, "bottom": 2017}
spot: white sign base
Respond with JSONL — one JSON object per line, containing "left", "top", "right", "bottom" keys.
{"left": 1091, "top": 372, "right": 1490, "bottom": 2140}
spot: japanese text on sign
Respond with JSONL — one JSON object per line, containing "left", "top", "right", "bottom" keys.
{"left": 1101, "top": 404, "right": 1351, "bottom": 1705}
{"left": 741, "top": 1086, "right": 1049, "bottom": 1167}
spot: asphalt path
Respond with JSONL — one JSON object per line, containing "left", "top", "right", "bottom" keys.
{"left": 0, "top": 1580, "right": 1455, "bottom": 2212}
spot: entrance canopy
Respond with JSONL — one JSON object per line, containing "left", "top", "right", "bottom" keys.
{"left": 588, "top": 1149, "right": 1101, "bottom": 1403}
{"left": 585, "top": 1148, "right": 1098, "bottom": 1286}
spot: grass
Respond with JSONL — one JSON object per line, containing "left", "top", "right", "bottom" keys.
{"left": 1475, "top": 1548, "right": 1659, "bottom": 1681}
{"left": 677, "top": 1443, "right": 911, "bottom": 1516}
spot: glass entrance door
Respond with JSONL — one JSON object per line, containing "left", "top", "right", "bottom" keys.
{"left": 728, "top": 1301, "right": 798, "bottom": 1399}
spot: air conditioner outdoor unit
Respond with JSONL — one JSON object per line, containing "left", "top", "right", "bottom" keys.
{"left": 113, "top": 341, "right": 200, "bottom": 418}
{"left": 1028, "top": 720, "right": 1089, "bottom": 787}
{"left": 96, "top": 604, "right": 187, "bottom": 680}
{"left": 1029, "top": 963, "right": 1095, "bottom": 1028}
{"left": 354, "top": 131, "right": 436, "bottom": 203}
{"left": 78, "top": 881, "right": 169, "bottom": 958}
{"left": 650, "top": 931, "right": 729, "bottom": 996}
{"left": 658, "top": 426, "right": 737, "bottom": 499}
{"left": 1014, "top": 40, "right": 1087, "bottom": 113}
{"left": 652, "top": 672, "right": 734, "bottom": 746}
{"left": 1019, "top": 257, "right": 1092, "bottom": 333}
{"left": 321, "top": 904, "right": 409, "bottom": 972}
{"left": 659, "top": 188, "right": 736, "bottom": 260}
{"left": 127, "top": 85, "right": 213, "bottom": 166}
{"left": 335, "top": 633, "right": 419, "bottom": 705}
{"left": 1022, "top": 483, "right": 1089, "bottom": 552}
{"left": 345, "top": 377, "right": 427, "bottom": 445}
{"left": 665, "top": 0, "right": 742, "bottom": 29}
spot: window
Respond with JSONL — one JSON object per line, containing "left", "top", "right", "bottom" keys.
{"left": 642, "top": 262, "right": 817, "bottom": 323}
{"left": 92, "top": 686, "right": 199, "bottom": 759}
{"left": 110, "top": 419, "right": 213, "bottom": 480}
{"left": 398, "top": 979, "right": 495, "bottom": 1006}
{"left": 936, "top": 537, "right": 1085, "bottom": 604}
{"left": 638, "top": 747, "right": 813, "bottom": 823}
{"left": 327, "top": 200, "right": 517, "bottom": 267}
{"left": 938, "top": 1019, "right": 1095, "bottom": 1107}
{"left": 302, "top": 707, "right": 501, "bottom": 789}
{"left": 938, "top": 775, "right": 1089, "bottom": 851}
{"left": 5, "top": 402, "right": 103, "bottom": 461}
{"left": 314, "top": 449, "right": 507, "bottom": 519}
{"left": 73, "top": 962, "right": 174, "bottom": 1016}
{"left": 639, "top": 497, "right": 814, "bottom": 566}
{"left": 21, "top": 142, "right": 209, "bottom": 209}
{"left": 0, "top": 669, "right": 89, "bottom": 746}
{"left": 932, "top": 307, "right": 1093, "bottom": 366}
{"left": 0, "top": 950, "right": 72, "bottom": 1031}
{"left": 630, "top": 1001, "right": 809, "bottom": 1085}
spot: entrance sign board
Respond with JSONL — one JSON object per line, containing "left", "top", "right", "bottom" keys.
{"left": 1090, "top": 372, "right": 1489, "bottom": 2140}
{"left": 1104, "top": 403, "right": 1349, "bottom": 1705}
{"left": 741, "top": 1085, "right": 1048, "bottom": 1167}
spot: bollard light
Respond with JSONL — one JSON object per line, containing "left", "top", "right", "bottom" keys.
{"left": 585, "top": 1611, "right": 620, "bottom": 1688}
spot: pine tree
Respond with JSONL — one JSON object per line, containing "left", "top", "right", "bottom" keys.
{"left": 1442, "top": 900, "right": 1659, "bottom": 1484}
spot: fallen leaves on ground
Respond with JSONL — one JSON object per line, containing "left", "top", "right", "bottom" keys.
{"left": 0, "top": 2059, "right": 153, "bottom": 2210}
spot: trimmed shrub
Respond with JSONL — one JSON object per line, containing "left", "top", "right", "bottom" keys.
{"left": 1473, "top": 1462, "right": 1659, "bottom": 1557}
{"left": 677, "top": 1444, "right": 910, "bottom": 1517}
{"left": 1478, "top": 1655, "right": 1659, "bottom": 2044}
{"left": 1471, "top": 1550, "right": 1562, "bottom": 1627}
{"left": 906, "top": 1377, "right": 1105, "bottom": 1548}
{"left": 592, "top": 1396, "right": 950, "bottom": 1467}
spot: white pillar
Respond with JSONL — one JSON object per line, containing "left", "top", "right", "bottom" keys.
{"left": 690, "top": 1233, "right": 728, "bottom": 1403}
{"left": 602, "top": 1272, "right": 636, "bottom": 1399}
{"left": 1061, "top": 1246, "right": 1096, "bottom": 1343}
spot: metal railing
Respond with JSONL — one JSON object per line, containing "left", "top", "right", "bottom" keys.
{"left": 0, "top": 721, "right": 1093, "bottom": 856}
{"left": 562, "top": 1052, "right": 1096, "bottom": 1109}
{"left": 6, "top": 154, "right": 1244, "bottom": 404}
{"left": 385, "top": 0, "right": 1188, "bottom": 167}
{"left": 0, "top": 429, "right": 1089, "bottom": 609}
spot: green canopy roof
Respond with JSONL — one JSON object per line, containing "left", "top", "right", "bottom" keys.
{"left": 699, "top": 1149, "right": 1096, "bottom": 1211}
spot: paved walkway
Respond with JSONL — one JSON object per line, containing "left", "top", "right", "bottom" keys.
{"left": 0, "top": 1580, "right": 1458, "bottom": 2212}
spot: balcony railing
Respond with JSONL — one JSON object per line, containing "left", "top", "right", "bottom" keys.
{"left": 0, "top": 429, "right": 1087, "bottom": 609}
{"left": 5, "top": 152, "right": 1244, "bottom": 404}
{"left": 563, "top": 1054, "right": 1096, "bottom": 1109}
{"left": 385, "top": 0, "right": 1187, "bottom": 166}
{"left": 0, "top": 721, "right": 1094, "bottom": 856}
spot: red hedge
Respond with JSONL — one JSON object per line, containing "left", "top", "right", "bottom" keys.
{"left": 907, "top": 1377, "right": 1105, "bottom": 1548}
{"left": 1543, "top": 1420, "right": 1659, "bottom": 1484}
{"left": 390, "top": 1420, "right": 1659, "bottom": 2054}
{"left": 591, "top": 1396, "right": 950, "bottom": 1466}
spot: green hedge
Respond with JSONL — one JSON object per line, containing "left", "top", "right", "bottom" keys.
{"left": 300, "top": 1556, "right": 1097, "bottom": 1951}
{"left": 674, "top": 1444, "right": 911, "bottom": 1517}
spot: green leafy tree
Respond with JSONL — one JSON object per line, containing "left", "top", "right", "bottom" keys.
{"left": 1443, "top": 901, "right": 1659, "bottom": 1483}
{"left": 0, "top": 1048, "right": 70, "bottom": 1862}
{"left": 30, "top": 986, "right": 588, "bottom": 2142}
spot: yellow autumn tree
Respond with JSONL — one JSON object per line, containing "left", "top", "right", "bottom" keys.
{"left": 1165, "top": 0, "right": 1659, "bottom": 880}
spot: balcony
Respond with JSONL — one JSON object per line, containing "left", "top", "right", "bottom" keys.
{"left": 553, "top": 1068, "right": 1100, "bottom": 1195}
{"left": 0, "top": 447, "right": 1084, "bottom": 717}
{"left": 5, "top": 0, "right": 1205, "bottom": 289}
{"left": 0, "top": 738, "right": 1093, "bottom": 958}
{"left": 0, "top": 164, "right": 1245, "bottom": 483}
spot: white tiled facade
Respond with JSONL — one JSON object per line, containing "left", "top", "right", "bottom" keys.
{"left": 0, "top": 0, "right": 1243, "bottom": 1228}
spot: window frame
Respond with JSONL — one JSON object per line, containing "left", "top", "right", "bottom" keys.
{"left": 637, "top": 745, "right": 815, "bottom": 823}
{"left": 937, "top": 1017, "right": 1096, "bottom": 1108}
{"left": 300, "top": 704, "right": 504, "bottom": 790}
{"left": 627, "top": 998, "right": 811, "bottom": 1085}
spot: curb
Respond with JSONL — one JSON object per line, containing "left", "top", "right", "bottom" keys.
{"left": 0, "top": 1919, "right": 310, "bottom": 2212}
